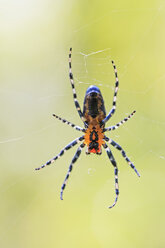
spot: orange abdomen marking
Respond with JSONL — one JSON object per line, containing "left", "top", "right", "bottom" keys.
{"left": 84, "top": 124, "right": 105, "bottom": 154}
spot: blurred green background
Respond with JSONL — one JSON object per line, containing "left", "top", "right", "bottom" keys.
{"left": 1, "top": 0, "right": 165, "bottom": 247}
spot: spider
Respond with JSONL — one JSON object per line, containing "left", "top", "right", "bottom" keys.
{"left": 35, "top": 48, "right": 140, "bottom": 208}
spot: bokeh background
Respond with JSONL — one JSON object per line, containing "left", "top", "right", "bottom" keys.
{"left": 1, "top": 0, "right": 165, "bottom": 247}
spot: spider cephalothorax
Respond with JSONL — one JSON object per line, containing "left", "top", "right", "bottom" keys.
{"left": 84, "top": 123, "right": 105, "bottom": 154}
{"left": 36, "top": 48, "right": 140, "bottom": 209}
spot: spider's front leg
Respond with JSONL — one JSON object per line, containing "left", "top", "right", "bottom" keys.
{"left": 60, "top": 143, "right": 85, "bottom": 200}
{"left": 35, "top": 136, "right": 84, "bottom": 170}
{"left": 104, "top": 136, "right": 140, "bottom": 177}
{"left": 102, "top": 143, "right": 119, "bottom": 208}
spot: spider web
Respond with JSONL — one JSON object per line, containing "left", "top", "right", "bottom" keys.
{"left": 75, "top": 49, "right": 165, "bottom": 161}
{"left": 1, "top": 0, "right": 165, "bottom": 247}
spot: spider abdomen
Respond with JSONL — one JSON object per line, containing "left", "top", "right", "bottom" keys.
{"left": 83, "top": 85, "right": 106, "bottom": 124}
{"left": 88, "top": 97, "right": 98, "bottom": 118}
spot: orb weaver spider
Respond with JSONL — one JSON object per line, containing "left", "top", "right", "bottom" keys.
{"left": 35, "top": 48, "right": 140, "bottom": 208}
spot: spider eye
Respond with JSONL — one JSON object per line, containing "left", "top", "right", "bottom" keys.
{"left": 89, "top": 142, "right": 99, "bottom": 151}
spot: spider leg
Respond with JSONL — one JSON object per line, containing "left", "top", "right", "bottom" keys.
{"left": 35, "top": 136, "right": 84, "bottom": 170}
{"left": 102, "top": 143, "right": 119, "bottom": 208}
{"left": 104, "top": 136, "right": 140, "bottom": 177}
{"left": 52, "top": 114, "right": 85, "bottom": 132}
{"left": 104, "top": 111, "right": 136, "bottom": 132}
{"left": 60, "top": 143, "right": 85, "bottom": 200}
{"left": 102, "top": 60, "right": 119, "bottom": 125}
{"left": 69, "top": 48, "right": 85, "bottom": 124}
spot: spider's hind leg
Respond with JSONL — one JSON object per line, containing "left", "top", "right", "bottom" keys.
{"left": 102, "top": 60, "right": 119, "bottom": 125}
{"left": 69, "top": 48, "right": 85, "bottom": 124}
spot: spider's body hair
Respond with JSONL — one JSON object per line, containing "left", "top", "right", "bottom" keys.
{"left": 83, "top": 86, "right": 106, "bottom": 154}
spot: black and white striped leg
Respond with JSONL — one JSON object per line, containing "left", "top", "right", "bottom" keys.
{"left": 52, "top": 114, "right": 85, "bottom": 132}
{"left": 35, "top": 136, "right": 84, "bottom": 170}
{"left": 104, "top": 136, "right": 140, "bottom": 177}
{"left": 69, "top": 48, "right": 85, "bottom": 124}
{"left": 60, "top": 143, "right": 85, "bottom": 200}
{"left": 104, "top": 111, "right": 136, "bottom": 132}
{"left": 102, "top": 60, "right": 119, "bottom": 124}
{"left": 103, "top": 143, "right": 119, "bottom": 209}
